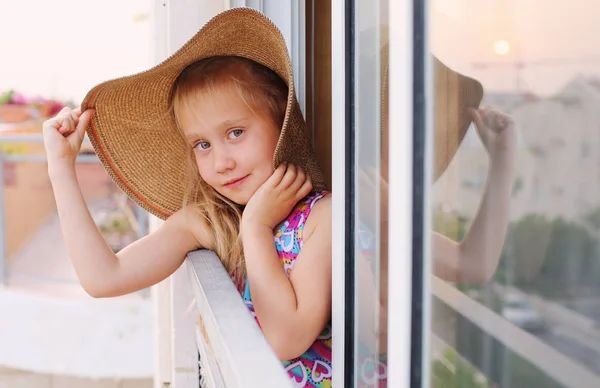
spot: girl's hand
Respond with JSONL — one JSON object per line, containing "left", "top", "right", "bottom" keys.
{"left": 43, "top": 107, "right": 95, "bottom": 173}
{"left": 242, "top": 162, "right": 313, "bottom": 231}
{"left": 468, "top": 106, "right": 517, "bottom": 161}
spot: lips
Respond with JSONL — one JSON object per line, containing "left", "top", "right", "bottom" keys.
{"left": 223, "top": 175, "right": 249, "bottom": 189}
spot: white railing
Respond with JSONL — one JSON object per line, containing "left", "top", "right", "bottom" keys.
{"left": 186, "top": 250, "right": 292, "bottom": 388}
{"left": 432, "top": 277, "right": 600, "bottom": 388}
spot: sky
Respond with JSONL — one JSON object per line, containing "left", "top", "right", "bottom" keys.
{"left": 430, "top": 0, "right": 600, "bottom": 95}
{"left": 0, "top": 0, "right": 152, "bottom": 103}
{"left": 1, "top": 0, "right": 600, "bottom": 103}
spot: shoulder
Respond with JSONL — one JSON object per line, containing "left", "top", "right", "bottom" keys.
{"left": 303, "top": 192, "right": 332, "bottom": 242}
{"left": 164, "top": 204, "right": 212, "bottom": 250}
{"left": 309, "top": 192, "right": 331, "bottom": 218}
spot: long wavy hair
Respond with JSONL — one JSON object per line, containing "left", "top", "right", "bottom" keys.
{"left": 171, "top": 56, "right": 288, "bottom": 290}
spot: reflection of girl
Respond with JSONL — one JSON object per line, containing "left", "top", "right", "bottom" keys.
{"left": 359, "top": 104, "right": 517, "bottom": 301}
{"left": 364, "top": 106, "right": 518, "bottom": 280}
{"left": 357, "top": 48, "right": 517, "bottom": 384}
{"left": 42, "top": 9, "right": 333, "bottom": 386}
{"left": 431, "top": 106, "right": 517, "bottom": 282}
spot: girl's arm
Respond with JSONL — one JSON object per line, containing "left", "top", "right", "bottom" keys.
{"left": 51, "top": 166, "right": 204, "bottom": 297}
{"left": 242, "top": 195, "right": 332, "bottom": 361}
{"left": 240, "top": 162, "right": 330, "bottom": 360}
{"left": 433, "top": 152, "right": 515, "bottom": 283}
{"left": 433, "top": 107, "right": 517, "bottom": 283}
{"left": 44, "top": 108, "right": 208, "bottom": 298}
{"left": 358, "top": 107, "right": 516, "bottom": 284}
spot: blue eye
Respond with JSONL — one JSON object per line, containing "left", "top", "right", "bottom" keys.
{"left": 229, "top": 129, "right": 244, "bottom": 139}
{"left": 196, "top": 141, "right": 210, "bottom": 150}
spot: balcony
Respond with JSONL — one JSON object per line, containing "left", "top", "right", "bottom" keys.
{"left": 2, "top": 127, "right": 600, "bottom": 388}
{"left": 0, "top": 126, "right": 153, "bottom": 387}
{"left": 0, "top": 125, "right": 291, "bottom": 388}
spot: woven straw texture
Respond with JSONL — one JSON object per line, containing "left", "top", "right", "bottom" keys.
{"left": 81, "top": 8, "right": 326, "bottom": 220}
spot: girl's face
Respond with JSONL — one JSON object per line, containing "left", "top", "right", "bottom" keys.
{"left": 176, "top": 84, "right": 281, "bottom": 205}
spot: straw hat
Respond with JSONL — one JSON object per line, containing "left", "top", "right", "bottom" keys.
{"left": 82, "top": 8, "right": 483, "bottom": 221}
{"left": 379, "top": 29, "right": 484, "bottom": 182}
{"left": 430, "top": 56, "right": 484, "bottom": 180}
{"left": 81, "top": 7, "right": 325, "bottom": 220}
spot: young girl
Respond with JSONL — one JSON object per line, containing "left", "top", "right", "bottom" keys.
{"left": 42, "top": 8, "right": 332, "bottom": 387}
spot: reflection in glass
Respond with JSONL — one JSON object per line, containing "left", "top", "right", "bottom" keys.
{"left": 430, "top": 0, "right": 600, "bottom": 386}
{"left": 353, "top": 1, "right": 388, "bottom": 387}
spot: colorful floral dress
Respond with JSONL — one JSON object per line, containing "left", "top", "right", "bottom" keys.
{"left": 242, "top": 192, "right": 388, "bottom": 387}
{"left": 243, "top": 191, "right": 332, "bottom": 387}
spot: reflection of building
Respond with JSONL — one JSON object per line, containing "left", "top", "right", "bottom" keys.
{"left": 434, "top": 77, "right": 600, "bottom": 222}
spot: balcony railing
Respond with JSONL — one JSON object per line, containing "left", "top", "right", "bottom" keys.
{"left": 186, "top": 250, "right": 292, "bottom": 387}
{"left": 432, "top": 277, "right": 600, "bottom": 388}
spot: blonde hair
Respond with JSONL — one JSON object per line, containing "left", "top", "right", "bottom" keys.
{"left": 172, "top": 56, "right": 288, "bottom": 290}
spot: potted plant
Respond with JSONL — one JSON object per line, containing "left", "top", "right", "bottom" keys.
{"left": 0, "top": 90, "right": 66, "bottom": 123}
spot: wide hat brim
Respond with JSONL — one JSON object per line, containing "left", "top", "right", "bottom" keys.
{"left": 380, "top": 36, "right": 484, "bottom": 181}
{"left": 430, "top": 56, "right": 484, "bottom": 180}
{"left": 81, "top": 7, "right": 326, "bottom": 220}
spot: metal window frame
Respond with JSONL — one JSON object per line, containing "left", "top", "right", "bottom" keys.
{"left": 331, "top": 0, "right": 348, "bottom": 385}
{"left": 386, "top": 0, "right": 431, "bottom": 387}
{"left": 333, "top": 0, "right": 430, "bottom": 385}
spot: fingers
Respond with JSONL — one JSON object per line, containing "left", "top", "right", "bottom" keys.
{"left": 269, "top": 161, "right": 288, "bottom": 186}
{"left": 58, "top": 106, "right": 71, "bottom": 115}
{"left": 281, "top": 163, "right": 311, "bottom": 192}
{"left": 469, "top": 107, "right": 491, "bottom": 144}
{"left": 468, "top": 107, "right": 485, "bottom": 130}
{"left": 273, "top": 162, "right": 312, "bottom": 197}
{"left": 492, "top": 111, "right": 513, "bottom": 131}
{"left": 43, "top": 112, "right": 73, "bottom": 135}
{"left": 42, "top": 107, "right": 94, "bottom": 142}
{"left": 288, "top": 165, "right": 308, "bottom": 193}
{"left": 74, "top": 109, "right": 95, "bottom": 140}
{"left": 483, "top": 107, "right": 502, "bottom": 130}
{"left": 296, "top": 174, "right": 313, "bottom": 199}
{"left": 280, "top": 162, "right": 297, "bottom": 189}
{"left": 474, "top": 106, "right": 513, "bottom": 131}
{"left": 58, "top": 114, "right": 76, "bottom": 135}
{"left": 59, "top": 106, "right": 83, "bottom": 117}
{"left": 294, "top": 166, "right": 306, "bottom": 190}
{"left": 44, "top": 107, "right": 75, "bottom": 135}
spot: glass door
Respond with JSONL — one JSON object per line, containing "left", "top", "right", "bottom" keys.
{"left": 332, "top": 0, "right": 430, "bottom": 386}
{"left": 428, "top": 1, "right": 600, "bottom": 387}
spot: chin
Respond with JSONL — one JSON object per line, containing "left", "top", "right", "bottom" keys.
{"left": 218, "top": 180, "right": 260, "bottom": 206}
{"left": 222, "top": 190, "right": 252, "bottom": 207}
{"left": 229, "top": 195, "right": 249, "bottom": 206}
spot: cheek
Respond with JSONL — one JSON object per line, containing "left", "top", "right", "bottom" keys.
{"left": 260, "top": 130, "right": 280, "bottom": 164}
{"left": 195, "top": 160, "right": 213, "bottom": 183}
{"left": 253, "top": 142, "right": 275, "bottom": 170}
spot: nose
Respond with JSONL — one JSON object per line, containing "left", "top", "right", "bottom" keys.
{"left": 213, "top": 146, "right": 236, "bottom": 174}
